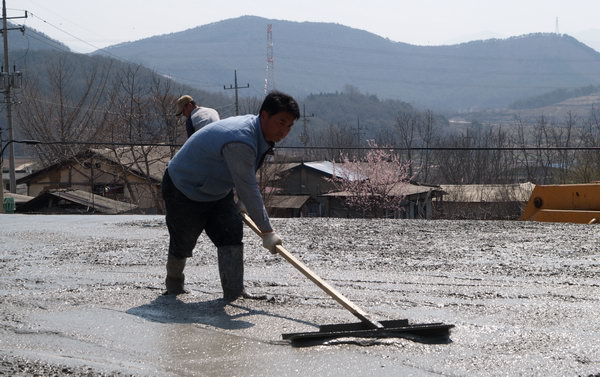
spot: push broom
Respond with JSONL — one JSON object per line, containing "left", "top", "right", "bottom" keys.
{"left": 242, "top": 213, "right": 454, "bottom": 345}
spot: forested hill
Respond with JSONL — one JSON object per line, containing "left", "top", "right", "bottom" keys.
{"left": 6, "top": 47, "right": 437, "bottom": 153}
{"left": 98, "top": 15, "right": 600, "bottom": 110}
{"left": 509, "top": 85, "right": 600, "bottom": 109}
{"left": 3, "top": 21, "right": 70, "bottom": 55}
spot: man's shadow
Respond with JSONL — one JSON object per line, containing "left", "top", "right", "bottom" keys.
{"left": 126, "top": 294, "right": 317, "bottom": 331}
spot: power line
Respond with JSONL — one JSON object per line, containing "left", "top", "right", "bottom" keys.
{"left": 213, "top": 103, "right": 235, "bottom": 112}
{"left": 31, "top": 140, "right": 600, "bottom": 152}
{"left": 26, "top": 12, "right": 115, "bottom": 57}
{"left": 11, "top": 27, "right": 30, "bottom": 63}
{"left": 22, "top": 11, "right": 212, "bottom": 87}
{"left": 10, "top": 9, "right": 600, "bottom": 107}
{"left": 17, "top": 11, "right": 600, "bottom": 94}
{"left": 12, "top": 13, "right": 235, "bottom": 107}
{"left": 8, "top": 4, "right": 100, "bottom": 43}
{"left": 16, "top": 93, "right": 121, "bottom": 115}
{"left": 278, "top": 146, "right": 600, "bottom": 151}
{"left": 40, "top": 141, "right": 182, "bottom": 148}
{"left": 15, "top": 10, "right": 600, "bottom": 75}
{"left": 22, "top": 29, "right": 71, "bottom": 53}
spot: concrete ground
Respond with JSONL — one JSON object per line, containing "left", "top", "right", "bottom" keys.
{"left": 1, "top": 214, "right": 599, "bottom": 376}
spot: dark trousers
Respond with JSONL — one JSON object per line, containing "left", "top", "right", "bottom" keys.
{"left": 161, "top": 170, "right": 243, "bottom": 259}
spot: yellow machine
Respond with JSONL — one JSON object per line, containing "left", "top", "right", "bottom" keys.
{"left": 521, "top": 183, "right": 600, "bottom": 224}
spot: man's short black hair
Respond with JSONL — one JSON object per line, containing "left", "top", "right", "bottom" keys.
{"left": 259, "top": 91, "right": 300, "bottom": 119}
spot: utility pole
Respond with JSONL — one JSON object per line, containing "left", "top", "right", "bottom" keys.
{"left": 298, "top": 104, "right": 314, "bottom": 161}
{"left": 298, "top": 104, "right": 314, "bottom": 146}
{"left": 351, "top": 116, "right": 365, "bottom": 146}
{"left": 224, "top": 70, "right": 249, "bottom": 116}
{"left": 1, "top": 0, "right": 26, "bottom": 195}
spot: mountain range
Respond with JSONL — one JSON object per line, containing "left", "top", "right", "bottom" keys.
{"left": 97, "top": 16, "right": 600, "bottom": 111}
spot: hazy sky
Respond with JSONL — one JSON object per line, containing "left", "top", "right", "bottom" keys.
{"left": 11, "top": 0, "right": 600, "bottom": 53}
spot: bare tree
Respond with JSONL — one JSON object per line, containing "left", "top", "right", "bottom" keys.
{"left": 434, "top": 130, "right": 475, "bottom": 184}
{"left": 310, "top": 122, "right": 355, "bottom": 161}
{"left": 395, "top": 110, "right": 418, "bottom": 176}
{"left": 16, "top": 55, "right": 113, "bottom": 165}
{"left": 95, "top": 65, "right": 174, "bottom": 211}
{"left": 149, "top": 75, "right": 183, "bottom": 155}
{"left": 416, "top": 110, "right": 438, "bottom": 182}
{"left": 238, "top": 96, "right": 263, "bottom": 116}
{"left": 550, "top": 112, "right": 575, "bottom": 183}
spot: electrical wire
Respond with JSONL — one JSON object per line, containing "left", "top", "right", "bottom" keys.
{"left": 32, "top": 141, "right": 600, "bottom": 151}
{"left": 26, "top": 12, "right": 119, "bottom": 58}
{"left": 9, "top": 4, "right": 102, "bottom": 47}
{"left": 4, "top": 17, "right": 233, "bottom": 114}
{"left": 12, "top": 28, "right": 31, "bottom": 64}
{"left": 16, "top": 94, "right": 122, "bottom": 115}
{"left": 22, "top": 30, "right": 72, "bottom": 53}
{"left": 19, "top": 12, "right": 228, "bottom": 88}
{"left": 9, "top": 9, "right": 600, "bottom": 103}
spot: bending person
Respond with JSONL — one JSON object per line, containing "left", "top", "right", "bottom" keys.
{"left": 162, "top": 91, "right": 300, "bottom": 301}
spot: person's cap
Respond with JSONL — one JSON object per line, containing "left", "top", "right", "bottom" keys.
{"left": 175, "top": 95, "right": 194, "bottom": 116}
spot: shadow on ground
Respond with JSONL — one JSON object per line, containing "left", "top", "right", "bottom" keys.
{"left": 127, "top": 294, "right": 317, "bottom": 331}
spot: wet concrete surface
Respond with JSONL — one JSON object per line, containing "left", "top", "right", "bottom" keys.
{"left": 1, "top": 214, "right": 599, "bottom": 376}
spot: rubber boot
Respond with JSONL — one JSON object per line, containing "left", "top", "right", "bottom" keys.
{"left": 164, "top": 254, "right": 187, "bottom": 295}
{"left": 217, "top": 245, "right": 245, "bottom": 302}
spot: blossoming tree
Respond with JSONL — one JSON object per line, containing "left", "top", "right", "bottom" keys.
{"left": 330, "top": 140, "right": 414, "bottom": 217}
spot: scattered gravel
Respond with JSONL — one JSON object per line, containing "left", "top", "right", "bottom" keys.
{"left": 1, "top": 214, "right": 600, "bottom": 376}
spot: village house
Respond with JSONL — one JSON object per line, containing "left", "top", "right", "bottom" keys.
{"left": 15, "top": 153, "right": 450, "bottom": 219}
{"left": 2, "top": 157, "right": 37, "bottom": 195}
{"left": 436, "top": 182, "right": 535, "bottom": 220}
{"left": 16, "top": 146, "right": 171, "bottom": 214}
{"left": 18, "top": 189, "right": 138, "bottom": 214}
{"left": 263, "top": 195, "right": 319, "bottom": 217}
{"left": 265, "top": 161, "right": 444, "bottom": 219}
{"left": 322, "top": 182, "right": 445, "bottom": 219}
{"left": 264, "top": 161, "right": 365, "bottom": 216}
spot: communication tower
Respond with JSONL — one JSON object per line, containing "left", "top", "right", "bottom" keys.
{"left": 264, "top": 24, "right": 274, "bottom": 94}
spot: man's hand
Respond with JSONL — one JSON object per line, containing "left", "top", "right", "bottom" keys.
{"left": 261, "top": 232, "right": 282, "bottom": 254}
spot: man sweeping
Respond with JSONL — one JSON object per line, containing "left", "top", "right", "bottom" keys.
{"left": 161, "top": 91, "right": 300, "bottom": 301}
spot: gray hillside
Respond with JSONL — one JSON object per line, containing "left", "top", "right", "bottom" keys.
{"left": 3, "top": 21, "right": 70, "bottom": 54}
{"left": 98, "top": 16, "right": 600, "bottom": 111}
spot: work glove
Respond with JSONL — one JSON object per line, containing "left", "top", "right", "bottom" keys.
{"left": 261, "top": 232, "right": 282, "bottom": 254}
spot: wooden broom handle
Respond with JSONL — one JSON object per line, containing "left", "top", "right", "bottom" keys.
{"left": 241, "top": 212, "right": 382, "bottom": 329}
